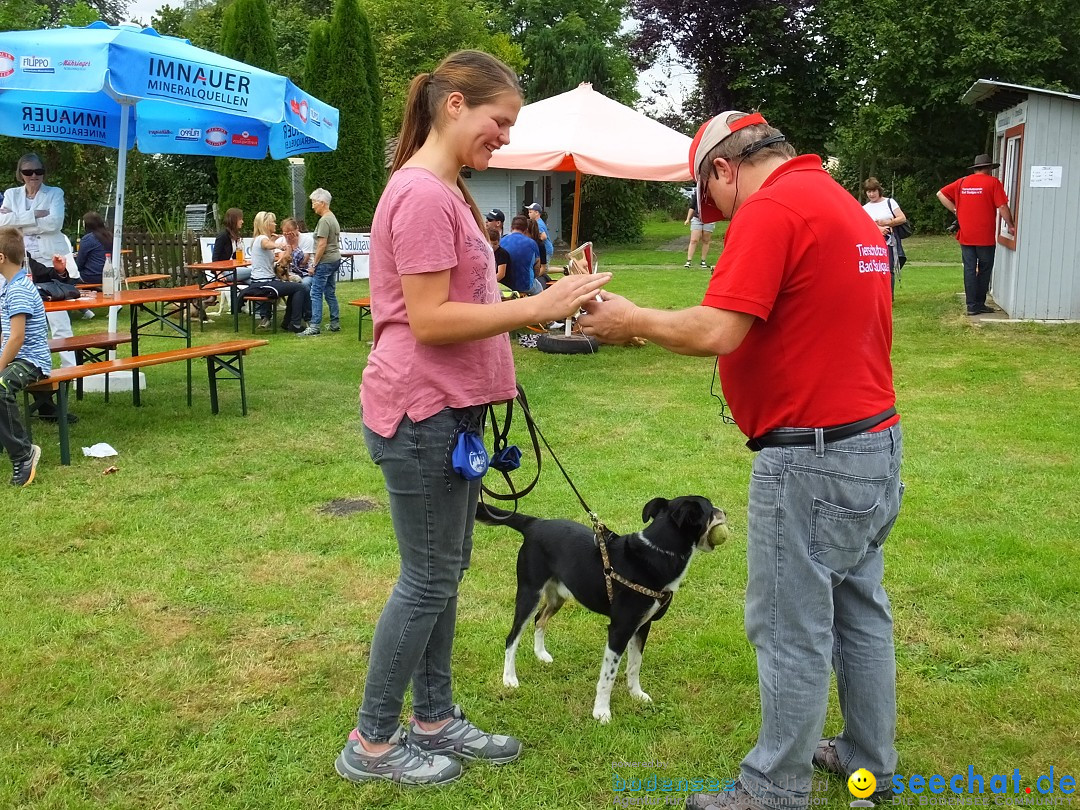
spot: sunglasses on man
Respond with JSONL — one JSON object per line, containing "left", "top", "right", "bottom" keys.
{"left": 21, "top": 168, "right": 46, "bottom": 176}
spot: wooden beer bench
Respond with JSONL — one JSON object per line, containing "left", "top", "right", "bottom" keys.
{"left": 48, "top": 331, "right": 133, "bottom": 401}
{"left": 349, "top": 297, "right": 371, "bottom": 341}
{"left": 26, "top": 339, "right": 270, "bottom": 465}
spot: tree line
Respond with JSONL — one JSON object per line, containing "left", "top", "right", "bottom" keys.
{"left": 6, "top": 0, "right": 1080, "bottom": 237}
{"left": 632, "top": 0, "right": 1080, "bottom": 228}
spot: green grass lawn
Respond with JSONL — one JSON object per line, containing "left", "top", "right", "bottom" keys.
{"left": 2, "top": 224, "right": 1078, "bottom": 809}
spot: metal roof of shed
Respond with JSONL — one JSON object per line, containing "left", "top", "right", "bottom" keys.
{"left": 962, "top": 80, "right": 1080, "bottom": 112}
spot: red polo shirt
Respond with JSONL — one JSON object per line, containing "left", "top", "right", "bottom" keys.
{"left": 938, "top": 174, "right": 1008, "bottom": 246}
{"left": 702, "top": 155, "right": 897, "bottom": 440}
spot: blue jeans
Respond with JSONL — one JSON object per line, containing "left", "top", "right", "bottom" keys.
{"left": 961, "top": 244, "right": 995, "bottom": 312}
{"left": 740, "top": 424, "right": 904, "bottom": 810}
{"left": 299, "top": 274, "right": 313, "bottom": 321}
{"left": 309, "top": 260, "right": 340, "bottom": 327}
{"left": 358, "top": 407, "right": 483, "bottom": 741}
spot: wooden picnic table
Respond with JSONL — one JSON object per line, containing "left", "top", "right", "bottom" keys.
{"left": 45, "top": 286, "right": 222, "bottom": 406}
{"left": 340, "top": 250, "right": 366, "bottom": 281}
{"left": 186, "top": 259, "right": 251, "bottom": 332}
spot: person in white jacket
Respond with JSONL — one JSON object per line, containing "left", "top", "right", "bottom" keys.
{"left": 0, "top": 153, "right": 77, "bottom": 422}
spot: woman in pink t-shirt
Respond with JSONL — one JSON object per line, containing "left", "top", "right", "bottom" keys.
{"left": 336, "top": 51, "right": 610, "bottom": 787}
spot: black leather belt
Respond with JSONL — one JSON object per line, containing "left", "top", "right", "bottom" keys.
{"left": 746, "top": 407, "right": 897, "bottom": 452}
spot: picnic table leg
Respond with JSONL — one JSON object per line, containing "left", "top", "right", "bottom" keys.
{"left": 130, "top": 303, "right": 142, "bottom": 407}
{"left": 239, "top": 354, "right": 248, "bottom": 416}
{"left": 57, "top": 382, "right": 71, "bottom": 466}
{"left": 185, "top": 301, "right": 193, "bottom": 407}
{"left": 75, "top": 349, "right": 85, "bottom": 401}
{"left": 232, "top": 280, "right": 240, "bottom": 333}
{"left": 206, "top": 357, "right": 219, "bottom": 415}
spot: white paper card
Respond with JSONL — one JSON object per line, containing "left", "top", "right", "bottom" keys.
{"left": 1030, "top": 166, "right": 1062, "bottom": 187}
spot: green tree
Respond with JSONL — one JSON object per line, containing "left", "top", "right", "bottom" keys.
{"left": 360, "top": 0, "right": 524, "bottom": 135}
{"left": 306, "top": 0, "right": 382, "bottom": 227}
{"left": 823, "top": 0, "right": 1080, "bottom": 230}
{"left": 300, "top": 19, "right": 331, "bottom": 227}
{"left": 215, "top": 0, "right": 292, "bottom": 221}
{"left": 502, "top": 0, "right": 643, "bottom": 242}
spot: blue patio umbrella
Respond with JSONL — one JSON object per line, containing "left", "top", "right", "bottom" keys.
{"left": 0, "top": 21, "right": 338, "bottom": 329}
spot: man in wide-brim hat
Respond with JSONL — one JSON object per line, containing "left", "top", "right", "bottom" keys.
{"left": 936, "top": 153, "right": 1015, "bottom": 315}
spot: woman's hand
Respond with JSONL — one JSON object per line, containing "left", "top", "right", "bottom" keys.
{"left": 532, "top": 272, "right": 612, "bottom": 322}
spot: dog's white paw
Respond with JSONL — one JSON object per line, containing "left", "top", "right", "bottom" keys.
{"left": 630, "top": 689, "right": 652, "bottom": 703}
{"left": 593, "top": 707, "right": 612, "bottom": 723}
{"left": 503, "top": 674, "right": 519, "bottom": 688}
{"left": 536, "top": 650, "right": 553, "bottom": 663}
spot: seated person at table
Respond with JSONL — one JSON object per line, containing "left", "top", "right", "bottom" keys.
{"left": 499, "top": 215, "right": 543, "bottom": 296}
{"left": 487, "top": 222, "right": 509, "bottom": 283}
{"left": 0, "top": 227, "right": 49, "bottom": 486}
{"left": 239, "top": 211, "right": 309, "bottom": 333}
{"left": 276, "top": 218, "right": 314, "bottom": 322}
{"left": 211, "top": 207, "right": 252, "bottom": 285}
{"left": 72, "top": 211, "right": 111, "bottom": 285}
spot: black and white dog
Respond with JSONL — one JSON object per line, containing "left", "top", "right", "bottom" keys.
{"left": 476, "top": 496, "right": 727, "bottom": 723}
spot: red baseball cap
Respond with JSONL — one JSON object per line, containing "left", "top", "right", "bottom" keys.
{"left": 688, "top": 111, "right": 768, "bottom": 223}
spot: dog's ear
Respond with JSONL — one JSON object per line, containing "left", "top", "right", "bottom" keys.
{"left": 642, "top": 497, "right": 669, "bottom": 524}
{"left": 667, "top": 498, "right": 711, "bottom": 533}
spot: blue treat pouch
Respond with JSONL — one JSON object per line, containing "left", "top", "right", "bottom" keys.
{"left": 490, "top": 445, "right": 522, "bottom": 472}
{"left": 452, "top": 431, "right": 489, "bottom": 479}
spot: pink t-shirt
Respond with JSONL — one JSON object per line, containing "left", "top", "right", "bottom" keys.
{"left": 360, "top": 167, "right": 517, "bottom": 437}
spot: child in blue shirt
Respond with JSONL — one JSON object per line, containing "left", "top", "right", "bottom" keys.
{"left": 0, "top": 226, "right": 51, "bottom": 486}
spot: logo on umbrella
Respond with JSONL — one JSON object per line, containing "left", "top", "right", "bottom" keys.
{"left": 176, "top": 128, "right": 201, "bottom": 141}
{"left": 20, "top": 55, "right": 54, "bottom": 74}
{"left": 231, "top": 131, "right": 259, "bottom": 147}
{"left": 205, "top": 127, "right": 228, "bottom": 147}
{"left": 0, "top": 51, "right": 15, "bottom": 78}
{"left": 289, "top": 98, "right": 309, "bottom": 123}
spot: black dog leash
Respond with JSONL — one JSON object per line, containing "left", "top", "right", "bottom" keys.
{"left": 484, "top": 387, "right": 669, "bottom": 606}
{"left": 481, "top": 385, "right": 604, "bottom": 530}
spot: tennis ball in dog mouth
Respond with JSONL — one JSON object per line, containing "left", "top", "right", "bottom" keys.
{"left": 707, "top": 523, "right": 731, "bottom": 547}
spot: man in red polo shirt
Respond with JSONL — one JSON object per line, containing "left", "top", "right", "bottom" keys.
{"left": 937, "top": 154, "right": 1015, "bottom": 316}
{"left": 579, "top": 112, "right": 903, "bottom": 810}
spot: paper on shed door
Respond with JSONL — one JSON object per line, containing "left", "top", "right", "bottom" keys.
{"left": 82, "top": 443, "right": 118, "bottom": 457}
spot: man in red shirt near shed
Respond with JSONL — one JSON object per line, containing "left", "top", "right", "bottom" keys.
{"left": 936, "top": 153, "right": 1016, "bottom": 316}
{"left": 579, "top": 111, "right": 903, "bottom": 810}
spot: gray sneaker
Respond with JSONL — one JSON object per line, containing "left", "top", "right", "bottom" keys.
{"left": 408, "top": 705, "right": 522, "bottom": 764}
{"left": 335, "top": 727, "right": 461, "bottom": 785}
{"left": 328, "top": 321, "right": 341, "bottom": 332}
{"left": 11, "top": 444, "right": 41, "bottom": 487}
{"left": 297, "top": 325, "right": 320, "bottom": 336}
{"left": 687, "top": 780, "right": 767, "bottom": 809}
{"left": 812, "top": 737, "right": 893, "bottom": 804}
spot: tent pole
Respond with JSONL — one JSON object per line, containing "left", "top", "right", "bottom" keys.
{"left": 107, "top": 101, "right": 130, "bottom": 336}
{"left": 571, "top": 170, "right": 582, "bottom": 249}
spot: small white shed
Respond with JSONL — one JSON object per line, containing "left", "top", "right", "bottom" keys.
{"left": 465, "top": 168, "right": 568, "bottom": 244}
{"left": 962, "top": 80, "right": 1080, "bottom": 320}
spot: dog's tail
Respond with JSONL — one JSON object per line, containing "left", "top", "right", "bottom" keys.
{"left": 474, "top": 503, "right": 537, "bottom": 534}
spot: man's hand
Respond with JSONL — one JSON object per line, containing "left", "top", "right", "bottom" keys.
{"left": 51, "top": 255, "right": 69, "bottom": 274}
{"left": 578, "top": 290, "right": 639, "bottom": 344}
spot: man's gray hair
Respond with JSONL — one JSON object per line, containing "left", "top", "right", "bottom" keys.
{"left": 309, "top": 188, "right": 332, "bottom": 205}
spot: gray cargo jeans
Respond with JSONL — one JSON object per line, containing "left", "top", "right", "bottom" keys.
{"left": 740, "top": 423, "right": 904, "bottom": 810}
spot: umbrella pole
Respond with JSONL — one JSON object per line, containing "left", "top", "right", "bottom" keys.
{"left": 571, "top": 170, "right": 582, "bottom": 250}
{"left": 107, "top": 102, "right": 130, "bottom": 337}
